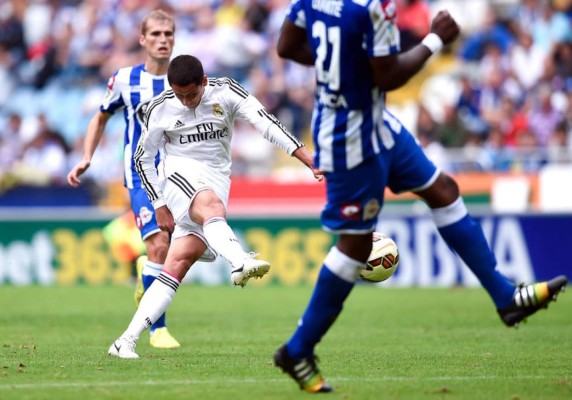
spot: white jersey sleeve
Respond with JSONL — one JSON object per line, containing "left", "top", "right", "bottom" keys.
{"left": 234, "top": 92, "right": 303, "bottom": 156}
{"left": 134, "top": 95, "right": 168, "bottom": 209}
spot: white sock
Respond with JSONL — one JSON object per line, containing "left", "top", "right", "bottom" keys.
{"left": 142, "top": 259, "right": 163, "bottom": 277}
{"left": 324, "top": 246, "right": 363, "bottom": 283}
{"left": 122, "top": 271, "right": 180, "bottom": 340}
{"left": 203, "top": 217, "right": 247, "bottom": 268}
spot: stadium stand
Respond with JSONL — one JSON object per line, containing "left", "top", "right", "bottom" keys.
{"left": 0, "top": 0, "right": 571, "bottom": 208}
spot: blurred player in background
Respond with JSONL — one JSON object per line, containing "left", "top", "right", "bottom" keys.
{"left": 107, "top": 54, "right": 322, "bottom": 359}
{"left": 102, "top": 210, "right": 146, "bottom": 267}
{"left": 273, "top": 0, "right": 567, "bottom": 393}
{"left": 67, "top": 10, "right": 180, "bottom": 349}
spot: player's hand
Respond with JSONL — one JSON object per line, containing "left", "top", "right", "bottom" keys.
{"left": 292, "top": 146, "right": 323, "bottom": 181}
{"left": 67, "top": 160, "right": 91, "bottom": 187}
{"left": 312, "top": 167, "right": 324, "bottom": 182}
{"left": 430, "top": 10, "right": 460, "bottom": 45}
{"left": 156, "top": 206, "right": 175, "bottom": 234}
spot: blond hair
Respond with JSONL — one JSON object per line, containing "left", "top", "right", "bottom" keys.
{"left": 141, "top": 9, "right": 175, "bottom": 35}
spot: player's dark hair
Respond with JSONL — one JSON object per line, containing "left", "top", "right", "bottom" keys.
{"left": 168, "top": 55, "right": 204, "bottom": 86}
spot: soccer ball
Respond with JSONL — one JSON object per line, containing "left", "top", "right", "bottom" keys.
{"left": 359, "top": 232, "right": 399, "bottom": 283}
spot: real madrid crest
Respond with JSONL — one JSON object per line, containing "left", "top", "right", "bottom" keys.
{"left": 213, "top": 103, "right": 224, "bottom": 117}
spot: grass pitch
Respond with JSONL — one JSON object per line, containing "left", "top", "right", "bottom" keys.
{"left": 0, "top": 284, "right": 570, "bottom": 400}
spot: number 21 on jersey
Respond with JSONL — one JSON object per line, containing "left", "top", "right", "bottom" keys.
{"left": 313, "top": 21, "right": 341, "bottom": 91}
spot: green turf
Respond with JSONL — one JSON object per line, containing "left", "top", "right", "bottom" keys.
{"left": 0, "top": 284, "right": 570, "bottom": 399}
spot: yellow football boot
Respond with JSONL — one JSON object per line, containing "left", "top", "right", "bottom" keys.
{"left": 150, "top": 327, "right": 181, "bottom": 349}
{"left": 134, "top": 255, "right": 146, "bottom": 307}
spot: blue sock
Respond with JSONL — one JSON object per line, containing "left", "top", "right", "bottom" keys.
{"left": 287, "top": 246, "right": 361, "bottom": 359}
{"left": 142, "top": 274, "right": 167, "bottom": 331}
{"left": 436, "top": 212, "right": 515, "bottom": 308}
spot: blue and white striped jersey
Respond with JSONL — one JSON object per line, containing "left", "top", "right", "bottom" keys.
{"left": 286, "top": 0, "right": 401, "bottom": 172}
{"left": 101, "top": 64, "right": 168, "bottom": 189}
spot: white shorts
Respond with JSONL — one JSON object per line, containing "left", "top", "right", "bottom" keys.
{"left": 160, "top": 156, "right": 231, "bottom": 262}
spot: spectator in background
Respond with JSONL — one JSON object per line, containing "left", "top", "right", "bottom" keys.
{"left": 513, "top": 0, "right": 544, "bottom": 31}
{"left": 509, "top": 29, "right": 547, "bottom": 90}
{"left": 500, "top": 95, "right": 530, "bottom": 147}
{"left": 244, "top": 0, "right": 270, "bottom": 34}
{"left": 15, "top": 113, "right": 70, "bottom": 185}
{"left": 478, "top": 41, "right": 510, "bottom": 80}
{"left": 57, "top": 0, "right": 114, "bottom": 85}
{"left": 396, "top": 0, "right": 431, "bottom": 51}
{"left": 213, "top": 0, "right": 268, "bottom": 83}
{"left": 67, "top": 132, "right": 122, "bottom": 187}
{"left": 214, "top": 0, "right": 245, "bottom": 28}
{"left": 0, "top": 44, "right": 16, "bottom": 107}
{"left": 513, "top": 128, "right": 547, "bottom": 172}
{"left": 551, "top": 41, "right": 572, "bottom": 84}
{"left": 172, "top": 5, "right": 221, "bottom": 76}
{"left": 0, "top": 1, "right": 26, "bottom": 66}
{"left": 531, "top": 0, "right": 572, "bottom": 55}
{"left": 0, "top": 113, "right": 24, "bottom": 176}
{"left": 455, "top": 73, "right": 483, "bottom": 146}
{"left": 18, "top": 0, "right": 58, "bottom": 88}
{"left": 457, "top": 6, "right": 514, "bottom": 62}
{"left": 528, "top": 84, "right": 564, "bottom": 146}
{"left": 481, "top": 124, "right": 513, "bottom": 171}
{"left": 279, "top": 61, "right": 315, "bottom": 140}
{"left": 479, "top": 68, "right": 509, "bottom": 128}
{"left": 547, "top": 120, "right": 571, "bottom": 163}
{"left": 416, "top": 104, "right": 452, "bottom": 171}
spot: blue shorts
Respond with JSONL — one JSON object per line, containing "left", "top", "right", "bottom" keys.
{"left": 321, "top": 111, "right": 438, "bottom": 233}
{"left": 129, "top": 187, "right": 162, "bottom": 241}
{"left": 381, "top": 111, "right": 439, "bottom": 195}
{"left": 322, "top": 156, "right": 385, "bottom": 234}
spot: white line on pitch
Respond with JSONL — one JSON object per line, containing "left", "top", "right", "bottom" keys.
{"left": 0, "top": 375, "right": 561, "bottom": 390}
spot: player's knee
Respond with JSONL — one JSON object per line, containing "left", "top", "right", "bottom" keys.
{"left": 337, "top": 234, "right": 373, "bottom": 263}
{"left": 419, "top": 173, "right": 460, "bottom": 208}
{"left": 191, "top": 191, "right": 226, "bottom": 223}
{"left": 437, "top": 173, "right": 460, "bottom": 200}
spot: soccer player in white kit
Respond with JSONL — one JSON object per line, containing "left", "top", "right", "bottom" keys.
{"left": 67, "top": 10, "right": 180, "bottom": 349}
{"left": 108, "top": 54, "right": 322, "bottom": 359}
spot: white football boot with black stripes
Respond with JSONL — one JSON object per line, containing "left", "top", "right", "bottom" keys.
{"left": 497, "top": 275, "right": 568, "bottom": 327}
{"left": 231, "top": 252, "right": 270, "bottom": 287}
{"left": 108, "top": 336, "right": 139, "bottom": 359}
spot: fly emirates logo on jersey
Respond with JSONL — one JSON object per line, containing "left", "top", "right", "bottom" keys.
{"left": 178, "top": 122, "right": 228, "bottom": 144}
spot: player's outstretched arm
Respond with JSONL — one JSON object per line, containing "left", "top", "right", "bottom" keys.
{"left": 371, "top": 10, "right": 460, "bottom": 91}
{"left": 67, "top": 111, "right": 111, "bottom": 187}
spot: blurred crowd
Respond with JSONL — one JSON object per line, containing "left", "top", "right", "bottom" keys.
{"left": 0, "top": 0, "right": 571, "bottom": 199}
{"left": 412, "top": 0, "right": 572, "bottom": 172}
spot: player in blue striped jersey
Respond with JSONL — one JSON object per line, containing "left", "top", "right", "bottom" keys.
{"left": 67, "top": 10, "right": 180, "bottom": 349}
{"left": 273, "top": 0, "right": 567, "bottom": 393}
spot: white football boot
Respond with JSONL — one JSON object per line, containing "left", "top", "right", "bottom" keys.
{"left": 108, "top": 336, "right": 139, "bottom": 359}
{"left": 231, "top": 253, "right": 270, "bottom": 287}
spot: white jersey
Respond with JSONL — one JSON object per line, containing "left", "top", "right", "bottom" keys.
{"left": 135, "top": 77, "right": 303, "bottom": 209}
